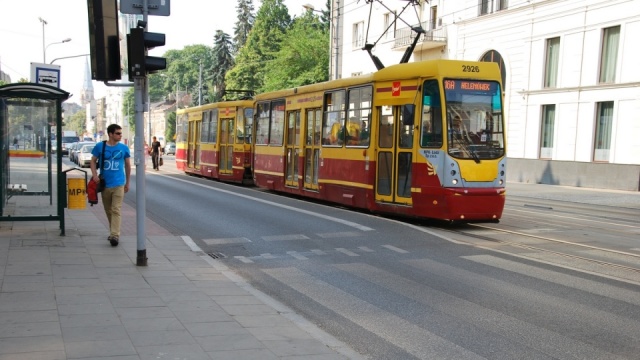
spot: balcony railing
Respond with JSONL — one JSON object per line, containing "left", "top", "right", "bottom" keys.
{"left": 392, "top": 22, "right": 447, "bottom": 50}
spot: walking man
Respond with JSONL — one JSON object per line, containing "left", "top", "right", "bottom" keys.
{"left": 150, "top": 136, "right": 162, "bottom": 170}
{"left": 90, "top": 124, "right": 131, "bottom": 246}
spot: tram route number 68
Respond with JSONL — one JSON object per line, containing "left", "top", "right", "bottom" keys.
{"left": 462, "top": 65, "right": 480, "bottom": 73}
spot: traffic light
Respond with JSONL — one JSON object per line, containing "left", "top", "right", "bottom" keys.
{"left": 127, "top": 27, "right": 166, "bottom": 78}
{"left": 86, "top": 0, "right": 121, "bottom": 81}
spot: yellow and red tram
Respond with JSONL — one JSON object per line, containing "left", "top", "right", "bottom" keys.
{"left": 176, "top": 59, "right": 506, "bottom": 221}
{"left": 175, "top": 99, "right": 254, "bottom": 184}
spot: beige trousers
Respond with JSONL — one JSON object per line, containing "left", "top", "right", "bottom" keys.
{"left": 101, "top": 185, "right": 125, "bottom": 238}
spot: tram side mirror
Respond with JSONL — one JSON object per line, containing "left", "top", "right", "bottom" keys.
{"left": 402, "top": 104, "right": 415, "bottom": 126}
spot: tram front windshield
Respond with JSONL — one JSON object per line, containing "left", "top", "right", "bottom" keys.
{"left": 442, "top": 79, "right": 505, "bottom": 160}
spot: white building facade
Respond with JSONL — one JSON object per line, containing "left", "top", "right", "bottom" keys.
{"left": 331, "top": 0, "right": 640, "bottom": 191}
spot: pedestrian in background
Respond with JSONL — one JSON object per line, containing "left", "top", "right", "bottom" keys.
{"left": 150, "top": 136, "right": 162, "bottom": 170}
{"left": 90, "top": 124, "right": 131, "bottom": 247}
{"left": 13, "top": 137, "right": 18, "bottom": 150}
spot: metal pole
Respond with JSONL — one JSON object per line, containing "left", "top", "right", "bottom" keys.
{"left": 134, "top": 76, "right": 147, "bottom": 266}
{"left": 39, "top": 17, "right": 47, "bottom": 63}
{"left": 198, "top": 60, "right": 202, "bottom": 106}
{"left": 135, "top": 0, "right": 150, "bottom": 266}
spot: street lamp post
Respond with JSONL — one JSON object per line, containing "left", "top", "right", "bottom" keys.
{"left": 44, "top": 38, "right": 72, "bottom": 63}
{"left": 38, "top": 17, "right": 47, "bottom": 62}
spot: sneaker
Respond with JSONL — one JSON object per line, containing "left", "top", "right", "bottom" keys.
{"left": 108, "top": 235, "right": 119, "bottom": 247}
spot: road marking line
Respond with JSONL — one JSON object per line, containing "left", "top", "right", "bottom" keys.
{"left": 261, "top": 253, "right": 276, "bottom": 259}
{"left": 235, "top": 256, "right": 253, "bottom": 263}
{"left": 311, "top": 249, "right": 327, "bottom": 255}
{"left": 382, "top": 245, "right": 409, "bottom": 254}
{"left": 262, "top": 234, "right": 310, "bottom": 241}
{"left": 203, "top": 237, "right": 251, "bottom": 245}
{"left": 336, "top": 248, "right": 359, "bottom": 257}
{"left": 287, "top": 251, "right": 308, "bottom": 260}
{"left": 358, "top": 246, "right": 375, "bottom": 252}
{"left": 317, "top": 231, "right": 363, "bottom": 238}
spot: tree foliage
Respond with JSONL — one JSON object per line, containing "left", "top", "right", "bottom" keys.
{"left": 226, "top": 0, "right": 291, "bottom": 93}
{"left": 233, "top": 0, "right": 255, "bottom": 54}
{"left": 157, "top": 45, "right": 213, "bottom": 106}
{"left": 209, "top": 30, "right": 235, "bottom": 102}
{"left": 66, "top": 108, "right": 87, "bottom": 135}
{"left": 262, "top": 11, "right": 329, "bottom": 91}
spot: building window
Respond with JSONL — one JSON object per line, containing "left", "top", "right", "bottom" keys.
{"left": 383, "top": 13, "right": 396, "bottom": 39}
{"left": 430, "top": 6, "right": 437, "bottom": 30}
{"left": 479, "top": 0, "right": 489, "bottom": 15}
{"left": 480, "top": 50, "right": 507, "bottom": 91}
{"left": 544, "top": 37, "right": 560, "bottom": 88}
{"left": 496, "top": 0, "right": 508, "bottom": 11}
{"left": 599, "top": 26, "right": 620, "bottom": 83}
{"left": 594, "top": 101, "right": 613, "bottom": 162}
{"left": 540, "top": 105, "right": 555, "bottom": 159}
{"left": 353, "top": 22, "right": 364, "bottom": 48}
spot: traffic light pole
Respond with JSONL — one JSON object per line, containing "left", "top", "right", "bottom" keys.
{"left": 134, "top": 76, "right": 148, "bottom": 266}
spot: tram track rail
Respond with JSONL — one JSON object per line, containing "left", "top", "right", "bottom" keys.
{"left": 425, "top": 219, "right": 640, "bottom": 285}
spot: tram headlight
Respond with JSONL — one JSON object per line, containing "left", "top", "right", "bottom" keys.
{"left": 452, "top": 179, "right": 458, "bottom": 185}
{"left": 450, "top": 170, "right": 457, "bottom": 176}
{"left": 500, "top": 170, "right": 504, "bottom": 176}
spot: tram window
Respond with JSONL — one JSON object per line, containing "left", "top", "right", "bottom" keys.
{"left": 201, "top": 111, "right": 209, "bottom": 143}
{"left": 270, "top": 100, "right": 285, "bottom": 146}
{"left": 399, "top": 104, "right": 415, "bottom": 149}
{"left": 323, "top": 91, "right": 346, "bottom": 146}
{"left": 236, "top": 110, "right": 244, "bottom": 143}
{"left": 378, "top": 106, "right": 394, "bottom": 148}
{"left": 244, "top": 108, "right": 254, "bottom": 144}
{"left": 210, "top": 110, "right": 218, "bottom": 144}
{"left": 421, "top": 80, "right": 443, "bottom": 148}
{"left": 346, "top": 86, "right": 372, "bottom": 147}
{"left": 256, "top": 102, "right": 270, "bottom": 145}
{"left": 176, "top": 113, "right": 187, "bottom": 142}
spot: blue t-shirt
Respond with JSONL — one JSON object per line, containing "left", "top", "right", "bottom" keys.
{"left": 92, "top": 141, "right": 131, "bottom": 188}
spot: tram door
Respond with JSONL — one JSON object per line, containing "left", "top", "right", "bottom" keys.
{"left": 303, "top": 109, "right": 321, "bottom": 190}
{"left": 285, "top": 111, "right": 301, "bottom": 188}
{"left": 219, "top": 118, "right": 234, "bottom": 174}
{"left": 187, "top": 120, "right": 201, "bottom": 169}
{"left": 192, "top": 119, "right": 202, "bottom": 169}
{"left": 375, "top": 104, "right": 414, "bottom": 205}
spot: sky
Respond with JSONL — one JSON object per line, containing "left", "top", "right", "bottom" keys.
{"left": 0, "top": 0, "right": 327, "bottom": 105}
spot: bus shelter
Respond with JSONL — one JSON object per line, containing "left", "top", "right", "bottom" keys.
{"left": 0, "top": 83, "right": 71, "bottom": 234}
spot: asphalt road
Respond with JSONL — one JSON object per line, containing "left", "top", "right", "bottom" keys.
{"left": 127, "top": 158, "right": 640, "bottom": 359}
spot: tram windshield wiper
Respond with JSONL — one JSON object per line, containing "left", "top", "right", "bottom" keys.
{"left": 453, "top": 137, "right": 481, "bottom": 163}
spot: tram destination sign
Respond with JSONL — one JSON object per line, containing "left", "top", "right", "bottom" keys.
{"left": 444, "top": 79, "right": 497, "bottom": 94}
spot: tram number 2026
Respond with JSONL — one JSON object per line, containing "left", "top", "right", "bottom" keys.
{"left": 462, "top": 65, "right": 480, "bottom": 73}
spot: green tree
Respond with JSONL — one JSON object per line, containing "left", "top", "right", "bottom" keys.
{"left": 123, "top": 88, "right": 135, "bottom": 132}
{"left": 165, "top": 111, "right": 176, "bottom": 141}
{"left": 209, "top": 30, "right": 235, "bottom": 102}
{"left": 66, "top": 108, "right": 87, "bottom": 135}
{"left": 226, "top": 0, "right": 291, "bottom": 93}
{"left": 262, "top": 11, "right": 329, "bottom": 91}
{"left": 233, "top": 0, "right": 255, "bottom": 54}
{"left": 160, "top": 45, "right": 213, "bottom": 106}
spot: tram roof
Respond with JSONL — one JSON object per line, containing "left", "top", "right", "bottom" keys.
{"left": 255, "top": 59, "right": 501, "bottom": 101}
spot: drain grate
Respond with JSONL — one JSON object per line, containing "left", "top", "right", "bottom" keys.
{"left": 207, "top": 252, "right": 226, "bottom": 259}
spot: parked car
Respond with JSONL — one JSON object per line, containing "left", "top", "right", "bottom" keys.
{"left": 71, "top": 141, "right": 95, "bottom": 164}
{"left": 164, "top": 142, "right": 175, "bottom": 155}
{"left": 61, "top": 135, "right": 80, "bottom": 156}
{"left": 67, "top": 142, "right": 79, "bottom": 162}
{"left": 77, "top": 144, "right": 96, "bottom": 168}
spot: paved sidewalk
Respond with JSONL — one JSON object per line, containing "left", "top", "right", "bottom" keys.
{"left": 0, "top": 200, "right": 360, "bottom": 360}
